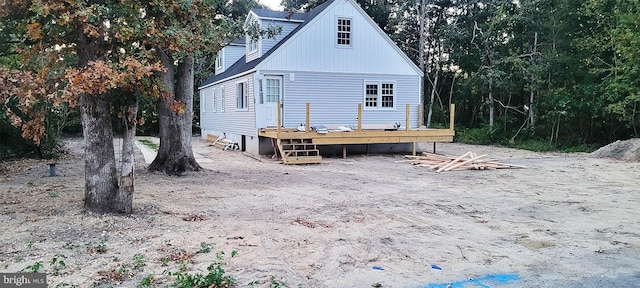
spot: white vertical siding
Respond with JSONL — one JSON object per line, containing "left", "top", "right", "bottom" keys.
{"left": 260, "top": 20, "right": 301, "bottom": 55}
{"left": 256, "top": 0, "right": 420, "bottom": 75}
{"left": 246, "top": 20, "right": 301, "bottom": 63}
{"left": 269, "top": 70, "right": 420, "bottom": 128}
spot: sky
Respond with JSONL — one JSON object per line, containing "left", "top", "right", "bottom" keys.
{"left": 259, "top": 0, "right": 283, "bottom": 11}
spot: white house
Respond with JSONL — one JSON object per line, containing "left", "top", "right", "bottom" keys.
{"left": 198, "top": 0, "right": 424, "bottom": 155}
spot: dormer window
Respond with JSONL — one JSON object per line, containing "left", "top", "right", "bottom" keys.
{"left": 215, "top": 52, "right": 223, "bottom": 70}
{"left": 337, "top": 17, "right": 352, "bottom": 46}
{"left": 249, "top": 37, "right": 258, "bottom": 53}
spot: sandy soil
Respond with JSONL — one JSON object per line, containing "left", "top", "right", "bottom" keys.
{"left": 1, "top": 137, "right": 639, "bottom": 288}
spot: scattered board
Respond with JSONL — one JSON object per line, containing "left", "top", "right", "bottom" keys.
{"left": 401, "top": 151, "right": 526, "bottom": 172}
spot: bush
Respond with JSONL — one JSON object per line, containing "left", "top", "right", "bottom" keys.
{"left": 455, "top": 127, "right": 498, "bottom": 145}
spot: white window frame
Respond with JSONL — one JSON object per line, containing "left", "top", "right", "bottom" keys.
{"left": 236, "top": 81, "right": 249, "bottom": 110}
{"left": 212, "top": 89, "right": 217, "bottom": 112}
{"left": 265, "top": 77, "right": 281, "bottom": 103}
{"left": 215, "top": 52, "right": 223, "bottom": 70}
{"left": 364, "top": 82, "right": 378, "bottom": 108}
{"left": 248, "top": 37, "right": 259, "bottom": 54}
{"left": 363, "top": 81, "right": 396, "bottom": 110}
{"left": 258, "top": 79, "right": 264, "bottom": 104}
{"left": 201, "top": 90, "right": 207, "bottom": 113}
{"left": 336, "top": 17, "right": 352, "bottom": 47}
{"left": 220, "top": 87, "right": 225, "bottom": 112}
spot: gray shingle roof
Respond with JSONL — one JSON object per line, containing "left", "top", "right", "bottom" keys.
{"left": 252, "top": 9, "right": 309, "bottom": 21}
{"left": 200, "top": 0, "right": 335, "bottom": 88}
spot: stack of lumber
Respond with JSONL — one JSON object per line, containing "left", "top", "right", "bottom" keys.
{"left": 206, "top": 134, "right": 239, "bottom": 151}
{"left": 213, "top": 138, "right": 238, "bottom": 151}
{"left": 402, "top": 151, "right": 526, "bottom": 172}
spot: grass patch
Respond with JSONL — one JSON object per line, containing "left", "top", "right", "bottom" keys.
{"left": 560, "top": 144, "right": 598, "bottom": 153}
{"left": 138, "top": 139, "right": 159, "bottom": 151}
{"left": 510, "top": 139, "right": 554, "bottom": 152}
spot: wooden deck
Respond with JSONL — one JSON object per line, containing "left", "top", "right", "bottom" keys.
{"left": 259, "top": 104, "right": 455, "bottom": 163}
{"left": 259, "top": 127, "right": 455, "bottom": 146}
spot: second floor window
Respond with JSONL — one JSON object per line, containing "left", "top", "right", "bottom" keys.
{"left": 215, "top": 52, "right": 223, "bottom": 69}
{"left": 337, "top": 18, "right": 351, "bottom": 46}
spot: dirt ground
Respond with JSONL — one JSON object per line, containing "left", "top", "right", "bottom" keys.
{"left": 1, "top": 137, "right": 639, "bottom": 288}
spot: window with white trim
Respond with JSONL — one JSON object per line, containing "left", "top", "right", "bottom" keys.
{"left": 258, "top": 79, "right": 264, "bottom": 104}
{"left": 365, "top": 83, "right": 378, "bottom": 108}
{"left": 381, "top": 83, "right": 394, "bottom": 108}
{"left": 337, "top": 17, "right": 352, "bottom": 46}
{"left": 215, "top": 52, "right": 223, "bottom": 70}
{"left": 220, "top": 87, "right": 225, "bottom": 112}
{"left": 236, "top": 81, "right": 248, "bottom": 110}
{"left": 266, "top": 78, "right": 280, "bottom": 103}
{"left": 249, "top": 38, "right": 258, "bottom": 53}
{"left": 212, "top": 89, "right": 217, "bottom": 112}
{"left": 364, "top": 81, "right": 395, "bottom": 109}
{"left": 201, "top": 90, "right": 207, "bottom": 113}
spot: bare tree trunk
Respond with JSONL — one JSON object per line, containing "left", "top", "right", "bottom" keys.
{"left": 419, "top": 0, "right": 427, "bottom": 125}
{"left": 80, "top": 91, "right": 119, "bottom": 212}
{"left": 426, "top": 68, "right": 439, "bottom": 128}
{"left": 149, "top": 51, "right": 202, "bottom": 175}
{"left": 426, "top": 43, "right": 443, "bottom": 128}
{"left": 114, "top": 91, "right": 137, "bottom": 213}
{"left": 76, "top": 31, "right": 119, "bottom": 213}
{"left": 488, "top": 76, "right": 494, "bottom": 129}
{"left": 529, "top": 32, "right": 537, "bottom": 128}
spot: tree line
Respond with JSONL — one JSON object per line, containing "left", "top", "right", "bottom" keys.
{"left": 285, "top": 0, "right": 638, "bottom": 148}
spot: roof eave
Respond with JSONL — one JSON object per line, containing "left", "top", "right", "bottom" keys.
{"left": 198, "top": 68, "right": 258, "bottom": 90}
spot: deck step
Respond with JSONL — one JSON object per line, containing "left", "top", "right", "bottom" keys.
{"left": 284, "top": 149, "right": 320, "bottom": 157}
{"left": 278, "top": 138, "right": 322, "bottom": 165}
{"left": 284, "top": 155, "right": 323, "bottom": 164}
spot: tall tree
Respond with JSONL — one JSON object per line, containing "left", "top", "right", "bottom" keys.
{"left": 144, "top": 0, "right": 228, "bottom": 175}
{"left": 1, "top": 0, "right": 162, "bottom": 213}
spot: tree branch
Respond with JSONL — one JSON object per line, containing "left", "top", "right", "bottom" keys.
{"left": 494, "top": 98, "right": 526, "bottom": 115}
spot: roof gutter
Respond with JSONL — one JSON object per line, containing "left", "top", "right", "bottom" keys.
{"left": 258, "top": 16, "right": 305, "bottom": 23}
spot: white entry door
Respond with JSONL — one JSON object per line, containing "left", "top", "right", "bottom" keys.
{"left": 263, "top": 76, "right": 282, "bottom": 127}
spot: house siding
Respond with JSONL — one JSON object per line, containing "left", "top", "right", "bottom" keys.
{"left": 225, "top": 46, "right": 245, "bottom": 74}
{"left": 200, "top": 73, "right": 259, "bottom": 152}
{"left": 246, "top": 20, "right": 301, "bottom": 63}
{"left": 264, "top": 70, "right": 420, "bottom": 128}
{"left": 260, "top": 20, "right": 301, "bottom": 55}
{"left": 257, "top": 0, "right": 419, "bottom": 75}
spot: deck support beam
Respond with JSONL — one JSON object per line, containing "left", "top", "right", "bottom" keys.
{"left": 406, "top": 104, "right": 410, "bottom": 131}
{"left": 357, "top": 103, "right": 362, "bottom": 132}
{"left": 277, "top": 99, "right": 282, "bottom": 133}
{"left": 305, "top": 103, "right": 310, "bottom": 133}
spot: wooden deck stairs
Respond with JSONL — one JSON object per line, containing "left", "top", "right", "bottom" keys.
{"left": 278, "top": 139, "right": 322, "bottom": 164}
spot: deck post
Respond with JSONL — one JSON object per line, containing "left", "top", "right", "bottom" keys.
{"left": 405, "top": 104, "right": 410, "bottom": 131}
{"left": 305, "top": 103, "right": 310, "bottom": 133}
{"left": 412, "top": 142, "right": 416, "bottom": 156}
{"left": 449, "top": 103, "right": 455, "bottom": 131}
{"left": 418, "top": 105, "right": 423, "bottom": 127}
{"left": 357, "top": 103, "right": 362, "bottom": 132}
{"left": 342, "top": 145, "right": 347, "bottom": 158}
{"left": 277, "top": 100, "right": 281, "bottom": 133}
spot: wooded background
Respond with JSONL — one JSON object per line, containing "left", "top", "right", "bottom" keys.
{"left": 2, "top": 0, "right": 639, "bottom": 159}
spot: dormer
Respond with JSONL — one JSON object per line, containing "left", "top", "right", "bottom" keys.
{"left": 244, "top": 9, "right": 308, "bottom": 63}
{"left": 215, "top": 39, "right": 245, "bottom": 75}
